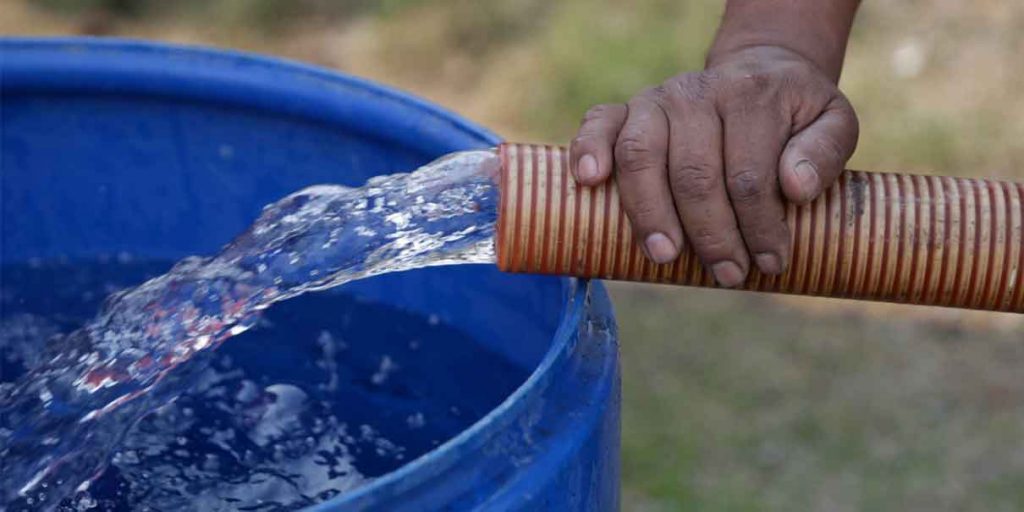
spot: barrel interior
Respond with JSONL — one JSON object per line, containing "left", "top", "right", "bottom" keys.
{"left": 2, "top": 51, "right": 566, "bottom": 506}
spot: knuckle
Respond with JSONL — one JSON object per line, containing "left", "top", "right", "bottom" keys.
{"left": 640, "top": 85, "right": 668, "bottom": 101}
{"left": 785, "top": 78, "right": 837, "bottom": 117}
{"left": 833, "top": 93, "right": 859, "bottom": 121}
{"left": 615, "top": 135, "right": 658, "bottom": 173}
{"left": 570, "top": 134, "right": 596, "bottom": 149}
{"left": 778, "top": 65, "right": 814, "bottom": 91}
{"left": 689, "top": 226, "right": 729, "bottom": 249}
{"left": 635, "top": 86, "right": 671, "bottom": 112}
{"left": 670, "top": 163, "right": 719, "bottom": 201}
{"left": 689, "top": 227, "right": 716, "bottom": 245}
{"left": 744, "top": 222, "right": 789, "bottom": 250}
{"left": 581, "top": 103, "right": 622, "bottom": 125}
{"left": 664, "top": 72, "right": 719, "bottom": 108}
{"left": 624, "top": 199, "right": 661, "bottom": 225}
{"left": 695, "top": 70, "right": 723, "bottom": 93}
{"left": 688, "top": 230, "right": 739, "bottom": 261}
{"left": 728, "top": 169, "right": 770, "bottom": 203}
{"left": 720, "top": 73, "right": 779, "bottom": 111}
{"left": 812, "top": 135, "right": 848, "bottom": 166}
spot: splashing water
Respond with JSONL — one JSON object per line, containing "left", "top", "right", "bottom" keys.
{"left": 0, "top": 150, "right": 502, "bottom": 508}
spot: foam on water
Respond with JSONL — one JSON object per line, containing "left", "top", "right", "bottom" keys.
{"left": 0, "top": 150, "right": 504, "bottom": 509}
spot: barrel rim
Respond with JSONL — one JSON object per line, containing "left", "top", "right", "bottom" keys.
{"left": 317, "top": 279, "right": 600, "bottom": 510}
{"left": 0, "top": 36, "right": 499, "bottom": 157}
{"left": 1, "top": 37, "right": 609, "bottom": 508}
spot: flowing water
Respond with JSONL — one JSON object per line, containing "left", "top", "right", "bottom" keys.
{"left": 0, "top": 150, "right": 509, "bottom": 510}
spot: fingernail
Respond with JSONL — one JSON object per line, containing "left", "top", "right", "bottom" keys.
{"left": 644, "top": 233, "right": 678, "bottom": 264}
{"left": 755, "top": 252, "right": 783, "bottom": 275}
{"left": 577, "top": 154, "right": 599, "bottom": 182}
{"left": 711, "top": 261, "right": 745, "bottom": 288}
{"left": 793, "top": 160, "right": 820, "bottom": 201}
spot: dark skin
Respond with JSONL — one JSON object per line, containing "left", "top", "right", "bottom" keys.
{"left": 571, "top": 0, "right": 862, "bottom": 287}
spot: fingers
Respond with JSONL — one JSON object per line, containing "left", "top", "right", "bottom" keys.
{"left": 779, "top": 94, "right": 860, "bottom": 204}
{"left": 572, "top": 60, "right": 860, "bottom": 284}
{"left": 661, "top": 78, "right": 750, "bottom": 287}
{"left": 614, "top": 90, "right": 684, "bottom": 264}
{"left": 721, "top": 96, "right": 792, "bottom": 277}
{"left": 570, "top": 104, "right": 628, "bottom": 185}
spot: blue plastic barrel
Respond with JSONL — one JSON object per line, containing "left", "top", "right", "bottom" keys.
{"left": 0, "top": 38, "right": 619, "bottom": 510}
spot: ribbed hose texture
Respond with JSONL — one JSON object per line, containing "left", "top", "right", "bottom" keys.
{"left": 496, "top": 143, "right": 1024, "bottom": 313}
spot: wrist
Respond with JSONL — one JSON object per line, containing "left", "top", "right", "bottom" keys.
{"left": 705, "top": 43, "right": 819, "bottom": 71}
{"left": 707, "top": 38, "right": 845, "bottom": 82}
{"left": 705, "top": 1, "right": 859, "bottom": 82}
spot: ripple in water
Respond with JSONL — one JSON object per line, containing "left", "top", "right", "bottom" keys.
{"left": 0, "top": 150, "right": 508, "bottom": 509}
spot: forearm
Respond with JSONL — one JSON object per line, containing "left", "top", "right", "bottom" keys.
{"left": 707, "top": 0, "right": 861, "bottom": 82}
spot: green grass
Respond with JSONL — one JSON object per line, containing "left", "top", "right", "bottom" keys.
{"left": 523, "top": 0, "right": 722, "bottom": 139}
{"left": 614, "top": 283, "right": 1024, "bottom": 511}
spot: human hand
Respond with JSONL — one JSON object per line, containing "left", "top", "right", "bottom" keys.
{"left": 570, "top": 45, "right": 859, "bottom": 287}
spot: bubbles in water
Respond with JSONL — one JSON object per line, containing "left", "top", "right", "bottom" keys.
{"left": 406, "top": 413, "right": 426, "bottom": 430}
{"left": 316, "top": 330, "right": 341, "bottom": 393}
{"left": 104, "top": 363, "right": 373, "bottom": 511}
{"left": 370, "top": 356, "right": 399, "bottom": 386}
{"left": 71, "top": 492, "right": 97, "bottom": 511}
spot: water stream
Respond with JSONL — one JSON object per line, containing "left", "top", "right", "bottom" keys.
{"left": 0, "top": 149, "right": 503, "bottom": 510}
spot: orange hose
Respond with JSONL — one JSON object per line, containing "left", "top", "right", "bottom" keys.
{"left": 496, "top": 143, "right": 1024, "bottom": 313}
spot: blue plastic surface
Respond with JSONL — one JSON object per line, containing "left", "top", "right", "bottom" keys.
{"left": 0, "top": 38, "right": 620, "bottom": 511}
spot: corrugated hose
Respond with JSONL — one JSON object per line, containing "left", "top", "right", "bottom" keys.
{"left": 496, "top": 143, "right": 1023, "bottom": 313}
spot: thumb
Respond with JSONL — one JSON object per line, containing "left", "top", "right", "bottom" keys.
{"left": 779, "top": 95, "right": 859, "bottom": 204}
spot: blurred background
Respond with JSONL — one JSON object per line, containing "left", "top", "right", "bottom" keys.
{"left": 4, "top": 0, "right": 1024, "bottom": 510}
